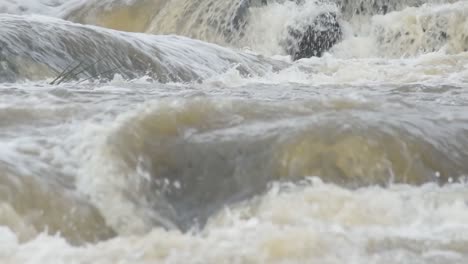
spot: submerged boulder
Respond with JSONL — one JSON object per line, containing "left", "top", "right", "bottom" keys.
{"left": 0, "top": 15, "right": 286, "bottom": 83}
{"left": 284, "top": 12, "right": 342, "bottom": 60}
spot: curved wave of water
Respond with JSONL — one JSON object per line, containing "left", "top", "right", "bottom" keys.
{"left": 76, "top": 93, "right": 468, "bottom": 233}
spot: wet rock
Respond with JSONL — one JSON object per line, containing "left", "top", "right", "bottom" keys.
{"left": 234, "top": 0, "right": 343, "bottom": 60}
{"left": 284, "top": 12, "right": 342, "bottom": 60}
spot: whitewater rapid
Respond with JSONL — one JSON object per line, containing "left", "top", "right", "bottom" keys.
{"left": 1, "top": 0, "right": 468, "bottom": 263}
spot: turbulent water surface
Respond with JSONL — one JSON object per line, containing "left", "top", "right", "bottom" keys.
{"left": 1, "top": 0, "right": 468, "bottom": 263}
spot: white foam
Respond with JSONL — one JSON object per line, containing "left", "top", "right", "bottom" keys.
{"left": 200, "top": 51, "right": 468, "bottom": 87}
{"left": 1, "top": 180, "right": 468, "bottom": 263}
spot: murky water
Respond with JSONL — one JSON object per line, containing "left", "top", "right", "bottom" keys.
{"left": 1, "top": 0, "right": 468, "bottom": 263}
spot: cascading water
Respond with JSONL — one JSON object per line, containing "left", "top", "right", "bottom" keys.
{"left": 1, "top": 0, "right": 468, "bottom": 263}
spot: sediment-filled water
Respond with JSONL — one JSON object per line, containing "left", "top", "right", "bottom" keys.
{"left": 1, "top": 0, "right": 468, "bottom": 263}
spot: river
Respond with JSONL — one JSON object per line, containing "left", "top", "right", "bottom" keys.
{"left": 1, "top": 0, "right": 468, "bottom": 263}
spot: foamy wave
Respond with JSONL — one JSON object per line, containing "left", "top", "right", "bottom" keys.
{"left": 2, "top": 181, "right": 468, "bottom": 263}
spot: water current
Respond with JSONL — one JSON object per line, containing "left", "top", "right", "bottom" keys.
{"left": 1, "top": 0, "right": 468, "bottom": 263}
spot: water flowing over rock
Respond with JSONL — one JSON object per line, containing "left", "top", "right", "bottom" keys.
{"left": 0, "top": 15, "right": 285, "bottom": 83}
{"left": 1, "top": 0, "right": 468, "bottom": 263}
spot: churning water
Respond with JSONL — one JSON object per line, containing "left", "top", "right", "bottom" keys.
{"left": 1, "top": 0, "right": 468, "bottom": 263}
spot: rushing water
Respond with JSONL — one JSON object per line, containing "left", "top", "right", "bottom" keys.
{"left": 1, "top": 0, "right": 468, "bottom": 263}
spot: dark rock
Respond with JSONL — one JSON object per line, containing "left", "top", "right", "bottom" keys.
{"left": 284, "top": 12, "right": 342, "bottom": 60}
{"left": 227, "top": 0, "right": 343, "bottom": 60}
